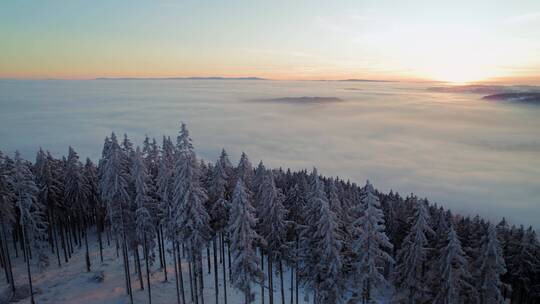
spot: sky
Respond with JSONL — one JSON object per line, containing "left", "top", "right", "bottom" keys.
{"left": 1, "top": 0, "right": 540, "bottom": 83}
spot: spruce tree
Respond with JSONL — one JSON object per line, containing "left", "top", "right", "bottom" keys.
{"left": 434, "top": 223, "right": 477, "bottom": 304}
{"left": 133, "top": 147, "right": 157, "bottom": 303}
{"left": 99, "top": 133, "right": 134, "bottom": 303}
{"left": 13, "top": 151, "right": 48, "bottom": 304}
{"left": 258, "top": 170, "right": 288, "bottom": 304}
{"left": 395, "top": 199, "right": 434, "bottom": 303}
{"left": 351, "top": 181, "right": 394, "bottom": 303}
{"left": 477, "top": 224, "right": 506, "bottom": 304}
{"left": 228, "top": 178, "right": 263, "bottom": 304}
{"left": 173, "top": 122, "right": 211, "bottom": 304}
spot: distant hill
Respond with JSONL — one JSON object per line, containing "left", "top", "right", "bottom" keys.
{"left": 312, "top": 78, "right": 396, "bottom": 82}
{"left": 482, "top": 92, "right": 540, "bottom": 104}
{"left": 95, "top": 76, "right": 267, "bottom": 81}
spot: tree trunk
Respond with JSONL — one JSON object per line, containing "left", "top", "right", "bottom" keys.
{"left": 12, "top": 229, "right": 18, "bottom": 258}
{"left": 189, "top": 255, "right": 195, "bottom": 302}
{"left": 289, "top": 264, "right": 293, "bottom": 304}
{"left": 47, "top": 210, "right": 54, "bottom": 254}
{"left": 84, "top": 221, "right": 91, "bottom": 272}
{"left": 207, "top": 244, "right": 211, "bottom": 274}
{"left": 0, "top": 221, "right": 15, "bottom": 292}
{"left": 199, "top": 252, "right": 205, "bottom": 304}
{"left": 161, "top": 228, "right": 167, "bottom": 282}
{"left": 268, "top": 255, "right": 274, "bottom": 304}
{"left": 144, "top": 234, "right": 152, "bottom": 304}
{"left": 97, "top": 213, "right": 104, "bottom": 263}
{"left": 22, "top": 226, "right": 35, "bottom": 304}
{"left": 176, "top": 242, "right": 186, "bottom": 304}
{"left": 221, "top": 233, "right": 228, "bottom": 304}
{"left": 213, "top": 237, "right": 219, "bottom": 304}
{"left": 52, "top": 217, "right": 61, "bottom": 267}
{"left": 135, "top": 246, "right": 144, "bottom": 290}
{"left": 59, "top": 221, "right": 69, "bottom": 263}
{"left": 261, "top": 249, "right": 265, "bottom": 304}
{"left": 295, "top": 237, "right": 299, "bottom": 304}
{"left": 279, "top": 260, "right": 284, "bottom": 304}
{"left": 227, "top": 237, "right": 232, "bottom": 281}
{"left": 66, "top": 223, "right": 73, "bottom": 256}
{"left": 122, "top": 237, "right": 134, "bottom": 304}
{"left": 193, "top": 252, "right": 199, "bottom": 304}
{"left": 173, "top": 241, "right": 181, "bottom": 304}
{"left": 157, "top": 227, "right": 164, "bottom": 268}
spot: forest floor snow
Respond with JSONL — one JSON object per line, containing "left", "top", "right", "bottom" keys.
{"left": 1, "top": 230, "right": 393, "bottom": 303}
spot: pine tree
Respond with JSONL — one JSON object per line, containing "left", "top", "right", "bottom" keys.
{"left": 133, "top": 147, "right": 157, "bottom": 303}
{"left": 99, "top": 133, "right": 134, "bottom": 303}
{"left": 299, "top": 168, "right": 342, "bottom": 303}
{"left": 64, "top": 146, "right": 91, "bottom": 271}
{"left": 434, "top": 223, "right": 477, "bottom": 304}
{"left": 156, "top": 136, "right": 175, "bottom": 282}
{"left": 0, "top": 151, "right": 16, "bottom": 292}
{"left": 34, "top": 149, "right": 63, "bottom": 266}
{"left": 236, "top": 152, "right": 254, "bottom": 191}
{"left": 173, "top": 122, "right": 211, "bottom": 304}
{"left": 258, "top": 170, "right": 288, "bottom": 304}
{"left": 84, "top": 158, "right": 104, "bottom": 262}
{"left": 228, "top": 178, "right": 263, "bottom": 304}
{"left": 476, "top": 224, "right": 506, "bottom": 304}
{"left": 13, "top": 151, "right": 48, "bottom": 304}
{"left": 209, "top": 151, "right": 232, "bottom": 304}
{"left": 505, "top": 226, "right": 540, "bottom": 303}
{"left": 351, "top": 181, "right": 394, "bottom": 304}
{"left": 395, "top": 199, "right": 434, "bottom": 303}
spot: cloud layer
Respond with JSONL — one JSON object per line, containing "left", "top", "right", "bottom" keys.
{"left": 1, "top": 79, "right": 539, "bottom": 229}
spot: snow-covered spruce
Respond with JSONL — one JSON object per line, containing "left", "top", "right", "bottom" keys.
{"left": 0, "top": 123, "right": 538, "bottom": 304}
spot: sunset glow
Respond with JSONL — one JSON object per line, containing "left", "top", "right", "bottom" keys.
{"left": 1, "top": 1, "right": 539, "bottom": 83}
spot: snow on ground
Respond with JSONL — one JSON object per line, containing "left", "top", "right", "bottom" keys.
{"left": 1, "top": 229, "right": 313, "bottom": 304}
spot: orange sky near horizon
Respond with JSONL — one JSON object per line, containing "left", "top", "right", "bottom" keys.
{"left": 1, "top": 1, "right": 540, "bottom": 84}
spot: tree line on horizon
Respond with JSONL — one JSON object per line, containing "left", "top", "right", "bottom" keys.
{"left": 0, "top": 122, "right": 539, "bottom": 304}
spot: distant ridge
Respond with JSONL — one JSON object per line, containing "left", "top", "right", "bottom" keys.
{"left": 312, "top": 78, "right": 396, "bottom": 82}
{"left": 95, "top": 76, "right": 267, "bottom": 81}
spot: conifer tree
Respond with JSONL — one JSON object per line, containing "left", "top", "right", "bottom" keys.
{"left": 13, "top": 151, "right": 48, "bottom": 304}
{"left": 299, "top": 169, "right": 342, "bottom": 303}
{"left": 476, "top": 224, "right": 506, "bottom": 304}
{"left": 228, "top": 178, "right": 263, "bottom": 304}
{"left": 351, "top": 181, "right": 394, "bottom": 304}
{"left": 133, "top": 147, "right": 157, "bottom": 303}
{"left": 64, "top": 146, "right": 91, "bottom": 271}
{"left": 0, "top": 151, "right": 16, "bottom": 292}
{"left": 258, "top": 170, "right": 288, "bottom": 304}
{"left": 434, "top": 223, "right": 477, "bottom": 304}
{"left": 173, "top": 122, "right": 211, "bottom": 304}
{"left": 395, "top": 199, "right": 434, "bottom": 303}
{"left": 100, "top": 133, "right": 134, "bottom": 303}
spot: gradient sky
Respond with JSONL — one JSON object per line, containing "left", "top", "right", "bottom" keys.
{"left": 1, "top": 0, "right": 540, "bottom": 82}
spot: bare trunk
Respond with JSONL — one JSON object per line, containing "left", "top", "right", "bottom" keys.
{"left": 189, "top": 255, "right": 195, "bottom": 302}
{"left": 173, "top": 241, "right": 181, "bottom": 304}
{"left": 221, "top": 233, "right": 228, "bottom": 304}
{"left": 84, "top": 220, "right": 91, "bottom": 272}
{"left": 144, "top": 234, "right": 152, "bottom": 304}
{"left": 22, "top": 226, "right": 35, "bottom": 304}
{"left": 279, "top": 259, "right": 285, "bottom": 304}
{"left": 0, "top": 220, "right": 15, "bottom": 292}
{"left": 268, "top": 255, "right": 274, "bottom": 304}
{"left": 213, "top": 237, "right": 219, "bottom": 304}
{"left": 176, "top": 242, "right": 186, "bottom": 304}
{"left": 261, "top": 249, "right": 265, "bottom": 304}
{"left": 135, "top": 246, "right": 144, "bottom": 290}
{"left": 207, "top": 244, "right": 211, "bottom": 274}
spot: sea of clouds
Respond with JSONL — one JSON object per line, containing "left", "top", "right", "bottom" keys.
{"left": 1, "top": 79, "right": 539, "bottom": 229}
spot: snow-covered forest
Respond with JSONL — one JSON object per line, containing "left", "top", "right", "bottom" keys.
{"left": 0, "top": 122, "right": 538, "bottom": 304}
